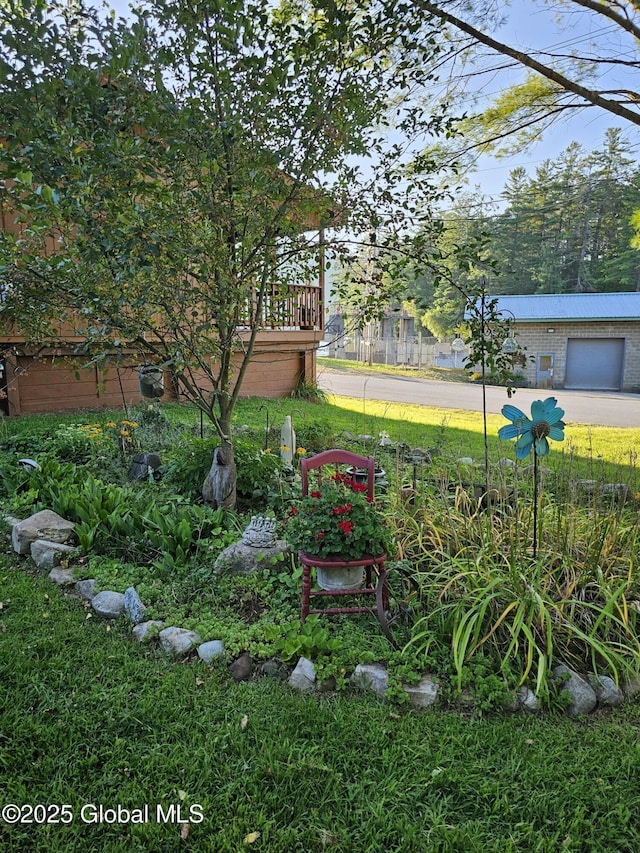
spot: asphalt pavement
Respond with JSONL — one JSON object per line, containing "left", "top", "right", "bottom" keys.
{"left": 316, "top": 367, "right": 640, "bottom": 428}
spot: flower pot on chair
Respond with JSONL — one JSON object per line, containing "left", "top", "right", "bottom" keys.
{"left": 316, "top": 563, "right": 364, "bottom": 590}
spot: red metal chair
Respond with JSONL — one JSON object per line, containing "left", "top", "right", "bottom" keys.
{"left": 298, "top": 449, "right": 390, "bottom": 636}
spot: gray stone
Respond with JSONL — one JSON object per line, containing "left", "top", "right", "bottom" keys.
{"left": 457, "top": 457, "right": 474, "bottom": 466}
{"left": 229, "top": 652, "right": 254, "bottom": 681}
{"left": 123, "top": 587, "right": 147, "bottom": 625}
{"left": 515, "top": 686, "right": 540, "bottom": 713}
{"left": 351, "top": 663, "right": 389, "bottom": 697}
{"left": 92, "top": 590, "right": 126, "bottom": 619}
{"left": 408, "top": 448, "right": 432, "bottom": 463}
{"left": 553, "top": 665, "right": 597, "bottom": 716}
{"left": 403, "top": 675, "right": 440, "bottom": 709}
{"left": 159, "top": 627, "right": 202, "bottom": 656}
{"left": 12, "top": 510, "right": 76, "bottom": 556}
{"left": 128, "top": 453, "right": 162, "bottom": 482}
{"left": 600, "top": 483, "right": 632, "bottom": 503}
{"left": 74, "top": 579, "right": 97, "bottom": 601}
{"left": 623, "top": 676, "right": 640, "bottom": 699}
{"left": 197, "top": 640, "right": 225, "bottom": 663}
{"left": 213, "top": 540, "right": 290, "bottom": 576}
{"left": 132, "top": 620, "right": 164, "bottom": 643}
{"left": 288, "top": 656, "right": 316, "bottom": 691}
{"left": 588, "top": 674, "right": 625, "bottom": 707}
{"left": 31, "top": 539, "right": 77, "bottom": 570}
{"left": 260, "top": 659, "right": 289, "bottom": 681}
{"left": 48, "top": 567, "right": 76, "bottom": 586}
{"left": 575, "top": 479, "right": 598, "bottom": 496}
{"left": 356, "top": 435, "right": 375, "bottom": 444}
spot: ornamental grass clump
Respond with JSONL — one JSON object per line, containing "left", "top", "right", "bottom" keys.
{"left": 284, "top": 473, "right": 393, "bottom": 560}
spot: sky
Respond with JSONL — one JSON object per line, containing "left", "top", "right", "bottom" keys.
{"left": 457, "top": 0, "right": 639, "bottom": 205}
{"left": 104, "top": 0, "right": 638, "bottom": 208}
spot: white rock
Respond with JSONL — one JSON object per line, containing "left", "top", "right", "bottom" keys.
{"left": 403, "top": 675, "right": 439, "bottom": 709}
{"left": 31, "top": 539, "right": 77, "bottom": 570}
{"left": 553, "top": 665, "right": 597, "bottom": 716}
{"left": 588, "top": 674, "right": 625, "bottom": 707}
{"left": 515, "top": 686, "right": 540, "bottom": 713}
{"left": 351, "top": 663, "right": 389, "bottom": 696}
{"left": 288, "top": 657, "right": 316, "bottom": 691}
{"left": 74, "top": 579, "right": 97, "bottom": 601}
{"left": 132, "top": 620, "right": 164, "bottom": 642}
{"left": 198, "top": 640, "right": 225, "bottom": 663}
{"left": 91, "top": 590, "right": 126, "bottom": 619}
{"left": 159, "top": 627, "right": 201, "bottom": 656}
{"left": 12, "top": 510, "right": 76, "bottom": 556}
{"left": 48, "top": 567, "right": 76, "bottom": 586}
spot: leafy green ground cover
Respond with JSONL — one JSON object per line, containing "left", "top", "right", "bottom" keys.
{"left": 1, "top": 397, "right": 640, "bottom": 849}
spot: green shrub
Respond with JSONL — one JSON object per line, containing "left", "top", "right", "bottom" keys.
{"left": 162, "top": 433, "right": 290, "bottom": 509}
{"left": 295, "top": 418, "right": 339, "bottom": 454}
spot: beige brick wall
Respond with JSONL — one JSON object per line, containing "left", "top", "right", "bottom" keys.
{"left": 514, "top": 321, "right": 640, "bottom": 391}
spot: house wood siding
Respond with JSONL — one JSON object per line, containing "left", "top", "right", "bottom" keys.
{"left": 1, "top": 330, "right": 320, "bottom": 416}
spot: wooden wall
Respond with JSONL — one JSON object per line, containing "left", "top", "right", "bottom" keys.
{"left": 5, "top": 357, "right": 141, "bottom": 416}
{"left": 2, "top": 331, "right": 320, "bottom": 415}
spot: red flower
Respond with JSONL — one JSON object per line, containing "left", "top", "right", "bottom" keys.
{"left": 338, "top": 520, "right": 354, "bottom": 535}
{"left": 351, "top": 482, "right": 368, "bottom": 493}
{"left": 331, "top": 503, "right": 352, "bottom": 515}
{"left": 317, "top": 530, "right": 325, "bottom": 540}
{"left": 289, "top": 506, "right": 298, "bottom": 516}
{"left": 310, "top": 491, "right": 322, "bottom": 498}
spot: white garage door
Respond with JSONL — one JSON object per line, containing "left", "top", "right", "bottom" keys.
{"left": 564, "top": 338, "right": 624, "bottom": 390}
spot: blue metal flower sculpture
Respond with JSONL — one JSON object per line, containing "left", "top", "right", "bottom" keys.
{"left": 499, "top": 397, "right": 565, "bottom": 459}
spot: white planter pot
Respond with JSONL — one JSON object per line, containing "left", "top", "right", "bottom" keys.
{"left": 316, "top": 564, "right": 364, "bottom": 591}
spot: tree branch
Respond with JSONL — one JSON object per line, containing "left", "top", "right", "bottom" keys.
{"left": 415, "top": 0, "right": 640, "bottom": 126}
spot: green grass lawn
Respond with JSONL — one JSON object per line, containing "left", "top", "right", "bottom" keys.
{"left": 2, "top": 561, "right": 640, "bottom": 853}
{"left": 317, "top": 356, "right": 471, "bottom": 384}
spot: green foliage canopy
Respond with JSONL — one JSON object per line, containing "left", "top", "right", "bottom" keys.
{"left": 0, "top": 0, "right": 455, "bottom": 444}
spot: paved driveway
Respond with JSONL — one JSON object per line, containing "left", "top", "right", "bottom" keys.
{"left": 317, "top": 368, "right": 640, "bottom": 428}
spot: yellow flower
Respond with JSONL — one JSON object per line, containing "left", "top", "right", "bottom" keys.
{"left": 297, "top": 447, "right": 307, "bottom": 455}
{"left": 105, "top": 422, "right": 117, "bottom": 428}
{"left": 264, "top": 448, "right": 271, "bottom": 454}
{"left": 280, "top": 445, "right": 289, "bottom": 452}
{"left": 120, "top": 429, "right": 129, "bottom": 436}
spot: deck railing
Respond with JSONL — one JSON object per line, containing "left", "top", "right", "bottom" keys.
{"left": 243, "top": 283, "right": 323, "bottom": 331}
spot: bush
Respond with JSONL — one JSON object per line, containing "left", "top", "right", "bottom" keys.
{"left": 162, "top": 434, "right": 289, "bottom": 509}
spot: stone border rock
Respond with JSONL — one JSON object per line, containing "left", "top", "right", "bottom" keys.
{"left": 9, "top": 510, "right": 640, "bottom": 715}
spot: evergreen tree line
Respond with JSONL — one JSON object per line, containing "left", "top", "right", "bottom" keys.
{"left": 408, "top": 129, "right": 640, "bottom": 340}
